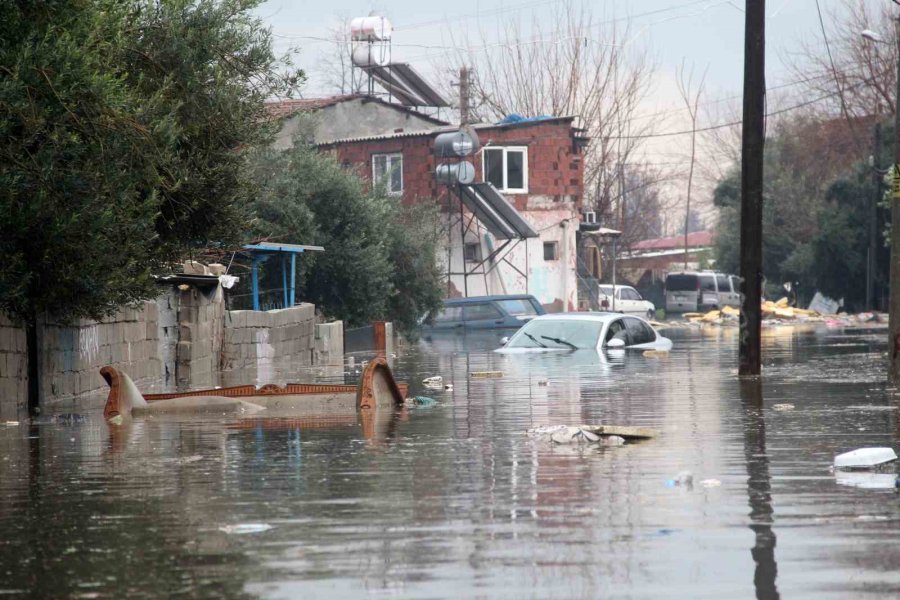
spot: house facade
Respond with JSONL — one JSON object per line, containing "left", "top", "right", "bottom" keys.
{"left": 270, "top": 98, "right": 587, "bottom": 312}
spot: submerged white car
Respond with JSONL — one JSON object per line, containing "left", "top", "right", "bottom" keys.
{"left": 495, "top": 313, "right": 673, "bottom": 353}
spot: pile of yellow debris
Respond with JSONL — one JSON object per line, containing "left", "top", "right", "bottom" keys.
{"left": 678, "top": 297, "right": 885, "bottom": 327}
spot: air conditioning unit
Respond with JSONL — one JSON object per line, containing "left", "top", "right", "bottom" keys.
{"left": 582, "top": 211, "right": 597, "bottom": 224}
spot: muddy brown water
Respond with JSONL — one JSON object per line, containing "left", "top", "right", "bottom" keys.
{"left": 1, "top": 324, "right": 899, "bottom": 598}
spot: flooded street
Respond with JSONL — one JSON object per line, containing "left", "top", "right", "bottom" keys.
{"left": 2, "top": 325, "right": 900, "bottom": 599}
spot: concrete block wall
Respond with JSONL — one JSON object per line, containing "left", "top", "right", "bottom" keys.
{"left": 0, "top": 285, "right": 344, "bottom": 417}
{"left": 0, "top": 314, "right": 27, "bottom": 420}
{"left": 175, "top": 285, "right": 225, "bottom": 389}
{"left": 221, "top": 303, "right": 318, "bottom": 387}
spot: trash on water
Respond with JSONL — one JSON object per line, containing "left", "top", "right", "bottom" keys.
{"left": 4, "top": 421, "right": 19, "bottom": 426}
{"left": 525, "top": 425, "right": 569, "bottom": 441}
{"left": 599, "top": 435, "right": 626, "bottom": 446}
{"left": 218, "top": 523, "right": 272, "bottom": 535}
{"left": 537, "top": 379, "right": 549, "bottom": 386}
{"left": 834, "top": 471, "right": 898, "bottom": 490}
{"left": 443, "top": 384, "right": 453, "bottom": 391}
{"left": 665, "top": 471, "right": 694, "bottom": 487}
{"left": 423, "top": 376, "right": 444, "bottom": 389}
{"left": 834, "top": 447, "right": 898, "bottom": 470}
{"left": 700, "top": 478, "right": 722, "bottom": 488}
{"left": 643, "top": 350, "right": 669, "bottom": 358}
{"left": 408, "top": 396, "right": 436, "bottom": 406}
{"left": 107, "top": 415, "right": 124, "bottom": 426}
{"left": 772, "top": 403, "right": 795, "bottom": 411}
{"left": 469, "top": 371, "right": 504, "bottom": 379}
{"left": 550, "top": 427, "right": 600, "bottom": 445}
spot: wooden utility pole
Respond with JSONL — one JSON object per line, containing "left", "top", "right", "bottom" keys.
{"left": 890, "top": 15, "right": 900, "bottom": 382}
{"left": 739, "top": 0, "right": 765, "bottom": 376}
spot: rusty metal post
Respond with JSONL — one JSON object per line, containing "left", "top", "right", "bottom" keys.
{"left": 373, "top": 321, "right": 387, "bottom": 357}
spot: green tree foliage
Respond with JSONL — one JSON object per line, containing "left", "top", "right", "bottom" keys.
{"left": 0, "top": 0, "right": 297, "bottom": 324}
{"left": 248, "top": 144, "right": 445, "bottom": 333}
{"left": 712, "top": 119, "right": 891, "bottom": 309}
{"left": 0, "top": 1, "right": 166, "bottom": 324}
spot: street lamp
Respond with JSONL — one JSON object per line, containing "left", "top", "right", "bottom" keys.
{"left": 861, "top": 19, "right": 900, "bottom": 381}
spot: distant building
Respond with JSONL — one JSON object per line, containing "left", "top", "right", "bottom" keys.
{"left": 618, "top": 231, "right": 714, "bottom": 284}
{"left": 268, "top": 98, "right": 588, "bottom": 312}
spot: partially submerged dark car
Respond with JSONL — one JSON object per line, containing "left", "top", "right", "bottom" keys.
{"left": 424, "top": 294, "right": 546, "bottom": 330}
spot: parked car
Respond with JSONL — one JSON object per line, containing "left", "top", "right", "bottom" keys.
{"left": 495, "top": 313, "right": 672, "bottom": 352}
{"left": 424, "top": 294, "right": 546, "bottom": 330}
{"left": 597, "top": 284, "right": 656, "bottom": 319}
{"left": 665, "top": 271, "right": 741, "bottom": 313}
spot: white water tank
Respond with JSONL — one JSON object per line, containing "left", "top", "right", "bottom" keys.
{"left": 436, "top": 162, "right": 476, "bottom": 185}
{"left": 350, "top": 16, "right": 392, "bottom": 41}
{"left": 351, "top": 45, "right": 388, "bottom": 68}
{"left": 433, "top": 130, "right": 480, "bottom": 157}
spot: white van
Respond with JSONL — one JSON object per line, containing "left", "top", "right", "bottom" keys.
{"left": 665, "top": 271, "right": 741, "bottom": 313}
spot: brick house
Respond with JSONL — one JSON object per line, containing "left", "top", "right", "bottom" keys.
{"left": 270, "top": 98, "right": 587, "bottom": 312}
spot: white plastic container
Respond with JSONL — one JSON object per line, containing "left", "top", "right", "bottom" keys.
{"left": 350, "top": 16, "right": 392, "bottom": 41}
{"left": 833, "top": 447, "right": 897, "bottom": 470}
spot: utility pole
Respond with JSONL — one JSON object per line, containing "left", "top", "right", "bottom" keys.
{"left": 459, "top": 67, "right": 470, "bottom": 126}
{"left": 868, "top": 123, "right": 881, "bottom": 311}
{"left": 739, "top": 0, "right": 765, "bottom": 376}
{"left": 890, "top": 14, "right": 900, "bottom": 382}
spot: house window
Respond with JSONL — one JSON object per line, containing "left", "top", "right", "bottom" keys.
{"left": 464, "top": 242, "right": 481, "bottom": 262}
{"left": 543, "top": 241, "right": 559, "bottom": 261}
{"left": 372, "top": 153, "right": 403, "bottom": 195}
{"left": 483, "top": 147, "right": 528, "bottom": 193}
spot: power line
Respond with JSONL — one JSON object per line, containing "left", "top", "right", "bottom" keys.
{"left": 608, "top": 82, "right": 870, "bottom": 140}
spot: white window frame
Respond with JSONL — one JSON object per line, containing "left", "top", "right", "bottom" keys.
{"left": 372, "top": 153, "right": 403, "bottom": 195}
{"left": 482, "top": 146, "right": 528, "bottom": 194}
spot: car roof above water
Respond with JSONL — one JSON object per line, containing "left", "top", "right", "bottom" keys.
{"left": 526, "top": 312, "right": 622, "bottom": 323}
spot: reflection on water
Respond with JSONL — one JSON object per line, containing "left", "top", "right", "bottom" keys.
{"left": 1, "top": 325, "right": 900, "bottom": 598}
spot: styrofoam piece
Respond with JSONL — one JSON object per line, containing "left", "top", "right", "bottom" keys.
{"left": 834, "top": 472, "right": 897, "bottom": 490}
{"left": 833, "top": 447, "right": 897, "bottom": 470}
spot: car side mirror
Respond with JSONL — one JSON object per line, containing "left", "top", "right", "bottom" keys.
{"left": 607, "top": 338, "right": 626, "bottom": 349}
{"left": 500, "top": 336, "right": 510, "bottom": 346}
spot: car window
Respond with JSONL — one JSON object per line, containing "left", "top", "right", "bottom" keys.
{"left": 605, "top": 319, "right": 629, "bottom": 344}
{"left": 463, "top": 303, "right": 502, "bottom": 321}
{"left": 496, "top": 299, "right": 538, "bottom": 316}
{"left": 434, "top": 306, "right": 463, "bottom": 322}
{"left": 624, "top": 288, "right": 640, "bottom": 300}
{"left": 716, "top": 275, "right": 729, "bottom": 291}
{"left": 666, "top": 274, "right": 697, "bottom": 292}
{"left": 730, "top": 275, "right": 741, "bottom": 293}
{"left": 599, "top": 285, "right": 614, "bottom": 296}
{"left": 699, "top": 275, "right": 717, "bottom": 292}
{"left": 507, "top": 320, "right": 603, "bottom": 349}
{"left": 624, "top": 317, "right": 655, "bottom": 345}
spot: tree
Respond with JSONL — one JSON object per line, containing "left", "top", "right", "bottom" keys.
{"left": 248, "top": 143, "right": 444, "bottom": 333}
{"left": 675, "top": 60, "right": 707, "bottom": 268}
{"left": 0, "top": 0, "right": 298, "bottom": 413}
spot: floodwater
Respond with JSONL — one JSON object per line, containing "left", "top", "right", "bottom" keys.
{"left": 2, "top": 324, "right": 900, "bottom": 599}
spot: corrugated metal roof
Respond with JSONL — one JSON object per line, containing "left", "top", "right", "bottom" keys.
{"left": 316, "top": 115, "right": 577, "bottom": 147}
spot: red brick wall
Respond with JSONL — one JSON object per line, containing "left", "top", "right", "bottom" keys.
{"left": 320, "top": 120, "right": 584, "bottom": 212}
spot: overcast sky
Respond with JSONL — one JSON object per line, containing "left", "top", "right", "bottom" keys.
{"left": 254, "top": 0, "right": 858, "bottom": 222}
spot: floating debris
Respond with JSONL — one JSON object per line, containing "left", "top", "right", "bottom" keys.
{"left": 772, "top": 403, "right": 795, "bottom": 411}
{"left": 537, "top": 379, "right": 549, "bottom": 386}
{"left": 666, "top": 471, "right": 694, "bottom": 487}
{"left": 422, "top": 376, "right": 443, "bottom": 386}
{"left": 407, "top": 396, "right": 436, "bottom": 407}
{"left": 443, "top": 384, "right": 453, "bottom": 391}
{"left": 469, "top": 371, "right": 504, "bottom": 379}
{"left": 599, "top": 435, "right": 626, "bottom": 446}
{"left": 550, "top": 427, "right": 601, "bottom": 445}
{"left": 643, "top": 350, "right": 669, "bottom": 358}
{"left": 4, "top": 421, "right": 19, "bottom": 427}
{"left": 834, "top": 447, "right": 898, "bottom": 470}
{"left": 218, "top": 523, "right": 272, "bottom": 535}
{"left": 700, "top": 479, "right": 722, "bottom": 488}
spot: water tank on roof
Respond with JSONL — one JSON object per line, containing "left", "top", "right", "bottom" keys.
{"left": 436, "top": 162, "right": 476, "bottom": 185}
{"left": 351, "top": 45, "right": 388, "bottom": 67}
{"left": 433, "top": 129, "right": 480, "bottom": 157}
{"left": 350, "top": 16, "right": 392, "bottom": 41}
